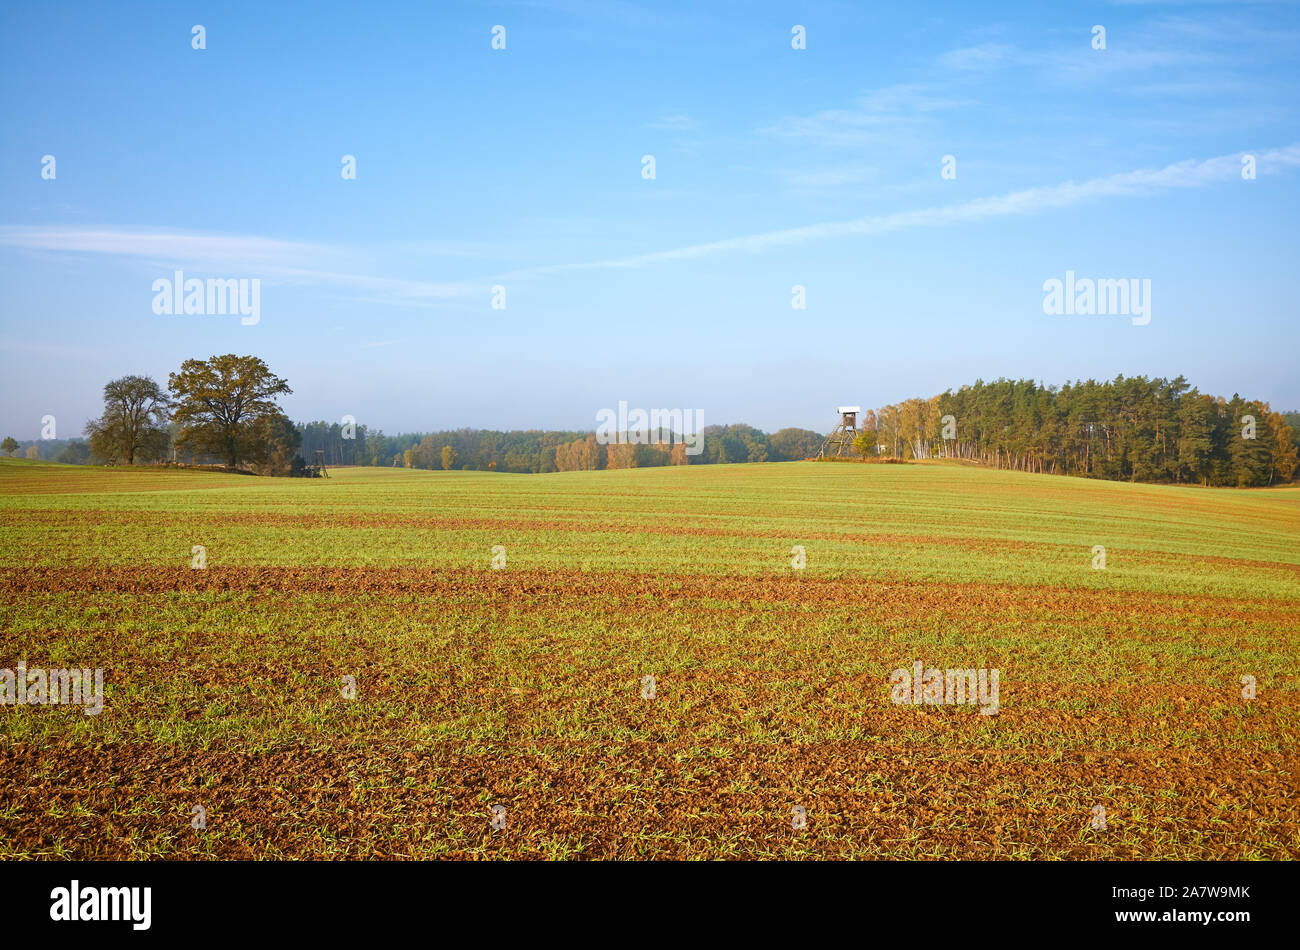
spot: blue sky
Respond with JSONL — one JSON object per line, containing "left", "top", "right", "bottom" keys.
{"left": 1, "top": 0, "right": 1297, "bottom": 438}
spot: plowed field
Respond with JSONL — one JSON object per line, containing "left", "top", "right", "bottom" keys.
{"left": 1, "top": 459, "right": 1297, "bottom": 859}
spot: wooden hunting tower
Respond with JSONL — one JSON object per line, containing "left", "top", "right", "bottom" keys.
{"left": 819, "top": 406, "right": 861, "bottom": 458}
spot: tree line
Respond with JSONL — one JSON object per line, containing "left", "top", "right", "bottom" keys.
{"left": 5, "top": 362, "right": 1296, "bottom": 487}
{"left": 296, "top": 425, "right": 598, "bottom": 472}
{"left": 335, "top": 424, "right": 826, "bottom": 473}
{"left": 852, "top": 376, "right": 1298, "bottom": 487}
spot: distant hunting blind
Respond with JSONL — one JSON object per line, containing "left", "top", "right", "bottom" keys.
{"left": 819, "top": 406, "right": 861, "bottom": 458}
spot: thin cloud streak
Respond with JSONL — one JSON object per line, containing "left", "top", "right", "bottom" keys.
{"left": 5, "top": 146, "right": 1297, "bottom": 298}
{"left": 0, "top": 226, "right": 475, "bottom": 303}
{"left": 501, "top": 145, "right": 1300, "bottom": 278}
{"left": 0, "top": 228, "right": 327, "bottom": 266}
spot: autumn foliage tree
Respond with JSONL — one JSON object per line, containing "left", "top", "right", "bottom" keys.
{"left": 84, "top": 375, "right": 171, "bottom": 464}
{"left": 168, "top": 355, "right": 293, "bottom": 469}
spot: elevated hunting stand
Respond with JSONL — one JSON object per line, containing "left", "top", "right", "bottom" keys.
{"left": 314, "top": 450, "right": 328, "bottom": 477}
{"left": 818, "top": 406, "right": 860, "bottom": 458}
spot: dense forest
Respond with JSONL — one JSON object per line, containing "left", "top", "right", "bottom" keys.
{"left": 855, "top": 376, "right": 1298, "bottom": 487}
{"left": 7, "top": 373, "right": 1297, "bottom": 488}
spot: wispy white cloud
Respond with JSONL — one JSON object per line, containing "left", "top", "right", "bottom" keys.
{"left": 501, "top": 145, "right": 1300, "bottom": 276}
{"left": 940, "top": 43, "right": 1014, "bottom": 70}
{"left": 937, "top": 11, "right": 1298, "bottom": 83}
{"left": 760, "top": 84, "right": 970, "bottom": 148}
{"left": 778, "top": 165, "right": 878, "bottom": 188}
{"left": 648, "top": 113, "right": 698, "bottom": 131}
{"left": 0, "top": 228, "right": 326, "bottom": 267}
{"left": 0, "top": 227, "right": 476, "bottom": 305}
{"left": 937, "top": 40, "right": 1207, "bottom": 78}
{"left": 9, "top": 147, "right": 1298, "bottom": 301}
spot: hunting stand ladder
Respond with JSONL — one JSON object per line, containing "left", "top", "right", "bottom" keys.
{"left": 818, "top": 406, "right": 860, "bottom": 458}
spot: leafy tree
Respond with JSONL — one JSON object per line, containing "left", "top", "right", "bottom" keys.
{"left": 57, "top": 440, "right": 91, "bottom": 465}
{"left": 718, "top": 430, "right": 749, "bottom": 465}
{"left": 412, "top": 434, "right": 438, "bottom": 470}
{"left": 168, "top": 355, "right": 292, "bottom": 469}
{"left": 251, "top": 413, "right": 302, "bottom": 476}
{"left": 441, "top": 445, "right": 458, "bottom": 470}
{"left": 1267, "top": 410, "right": 1298, "bottom": 484}
{"left": 1283, "top": 411, "right": 1300, "bottom": 458}
{"left": 1, "top": 437, "right": 17, "bottom": 456}
{"left": 84, "top": 375, "right": 170, "bottom": 464}
{"left": 25, "top": 445, "right": 40, "bottom": 460}
{"left": 605, "top": 443, "right": 636, "bottom": 468}
{"left": 769, "top": 428, "right": 824, "bottom": 461}
{"left": 1226, "top": 397, "right": 1273, "bottom": 487}
{"left": 1177, "top": 393, "right": 1217, "bottom": 485}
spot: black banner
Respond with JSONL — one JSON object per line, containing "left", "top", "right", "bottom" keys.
{"left": 0, "top": 860, "right": 1280, "bottom": 937}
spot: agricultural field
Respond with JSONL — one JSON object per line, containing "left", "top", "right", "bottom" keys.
{"left": 1, "top": 457, "right": 1297, "bottom": 859}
